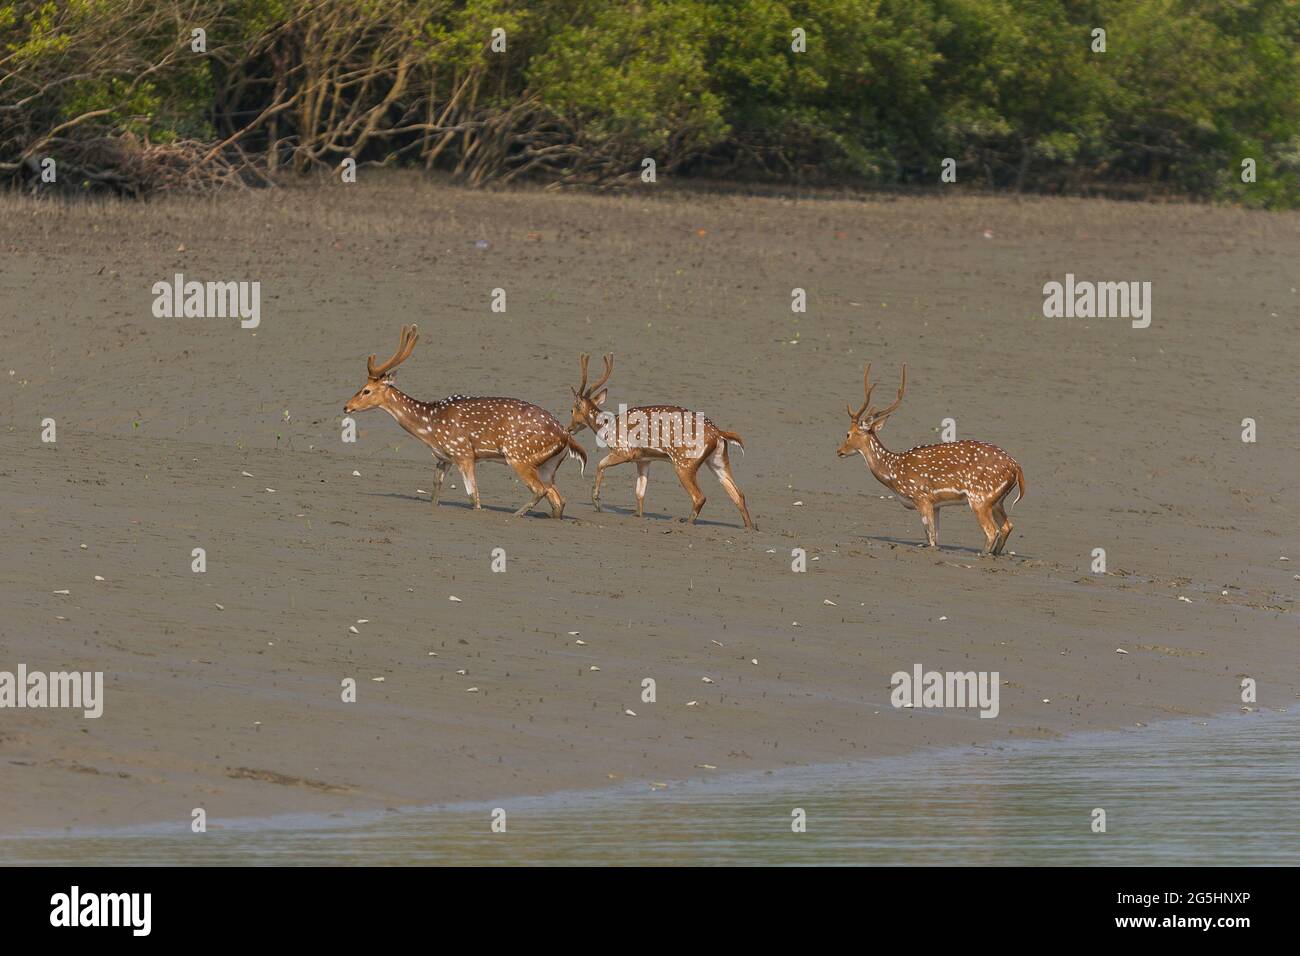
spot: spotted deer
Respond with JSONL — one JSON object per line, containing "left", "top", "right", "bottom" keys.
{"left": 837, "top": 364, "right": 1025, "bottom": 554}
{"left": 567, "top": 353, "right": 755, "bottom": 530}
{"left": 343, "top": 325, "right": 586, "bottom": 518}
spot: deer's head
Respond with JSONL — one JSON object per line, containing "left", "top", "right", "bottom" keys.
{"left": 344, "top": 325, "right": 419, "bottom": 414}
{"left": 838, "top": 363, "right": 907, "bottom": 457}
{"left": 567, "top": 352, "right": 613, "bottom": 434}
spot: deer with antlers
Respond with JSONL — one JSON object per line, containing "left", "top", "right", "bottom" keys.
{"left": 837, "top": 364, "right": 1025, "bottom": 555}
{"left": 567, "top": 353, "right": 755, "bottom": 530}
{"left": 343, "top": 325, "right": 586, "bottom": 518}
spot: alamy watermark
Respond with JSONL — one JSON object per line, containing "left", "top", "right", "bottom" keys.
{"left": 890, "top": 664, "right": 999, "bottom": 719}
{"left": 151, "top": 273, "right": 260, "bottom": 328}
{"left": 594, "top": 404, "right": 707, "bottom": 457}
{"left": 1042, "top": 273, "right": 1151, "bottom": 328}
{"left": 50, "top": 886, "right": 150, "bottom": 936}
{"left": 0, "top": 665, "right": 103, "bottom": 718}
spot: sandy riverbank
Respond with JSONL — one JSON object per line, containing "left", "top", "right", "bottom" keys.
{"left": 0, "top": 178, "right": 1295, "bottom": 833}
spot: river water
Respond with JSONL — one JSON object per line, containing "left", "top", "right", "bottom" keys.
{"left": 3, "top": 710, "right": 1295, "bottom": 865}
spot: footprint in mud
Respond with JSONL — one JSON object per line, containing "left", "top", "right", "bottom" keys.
{"left": 225, "top": 767, "right": 353, "bottom": 792}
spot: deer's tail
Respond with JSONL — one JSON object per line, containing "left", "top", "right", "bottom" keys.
{"left": 565, "top": 434, "right": 588, "bottom": 476}
{"left": 1008, "top": 463, "right": 1026, "bottom": 510}
{"left": 718, "top": 429, "right": 745, "bottom": 455}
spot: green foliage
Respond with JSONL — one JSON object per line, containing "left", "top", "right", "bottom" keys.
{"left": 2, "top": 0, "right": 1296, "bottom": 204}
{"left": 528, "top": 1, "right": 727, "bottom": 158}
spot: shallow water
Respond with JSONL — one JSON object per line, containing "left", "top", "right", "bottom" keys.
{"left": 3, "top": 710, "right": 1296, "bottom": 865}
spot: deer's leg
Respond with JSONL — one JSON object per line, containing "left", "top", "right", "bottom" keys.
{"left": 675, "top": 459, "right": 707, "bottom": 524}
{"left": 970, "top": 498, "right": 1000, "bottom": 554}
{"left": 915, "top": 497, "right": 938, "bottom": 547}
{"left": 991, "top": 500, "right": 1013, "bottom": 556}
{"left": 545, "top": 485, "right": 565, "bottom": 518}
{"left": 508, "top": 460, "right": 550, "bottom": 518}
{"left": 538, "top": 449, "right": 566, "bottom": 518}
{"left": 458, "top": 459, "right": 481, "bottom": 510}
{"left": 634, "top": 461, "right": 650, "bottom": 517}
{"left": 708, "top": 445, "right": 755, "bottom": 530}
{"left": 430, "top": 460, "right": 449, "bottom": 507}
{"left": 592, "top": 450, "right": 634, "bottom": 513}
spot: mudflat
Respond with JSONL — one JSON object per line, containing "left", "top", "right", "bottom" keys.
{"left": 1, "top": 177, "right": 1295, "bottom": 832}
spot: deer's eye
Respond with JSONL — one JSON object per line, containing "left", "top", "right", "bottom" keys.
{"left": 363, "top": 388, "right": 371, "bottom": 395}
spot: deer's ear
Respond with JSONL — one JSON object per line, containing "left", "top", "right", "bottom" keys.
{"left": 591, "top": 389, "right": 608, "bottom": 407}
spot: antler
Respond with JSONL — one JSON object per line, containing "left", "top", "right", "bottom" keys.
{"left": 576, "top": 353, "right": 591, "bottom": 394}
{"left": 870, "top": 364, "right": 907, "bottom": 423}
{"left": 847, "top": 363, "right": 876, "bottom": 422}
{"left": 368, "top": 324, "right": 419, "bottom": 378}
{"left": 587, "top": 352, "right": 613, "bottom": 397}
